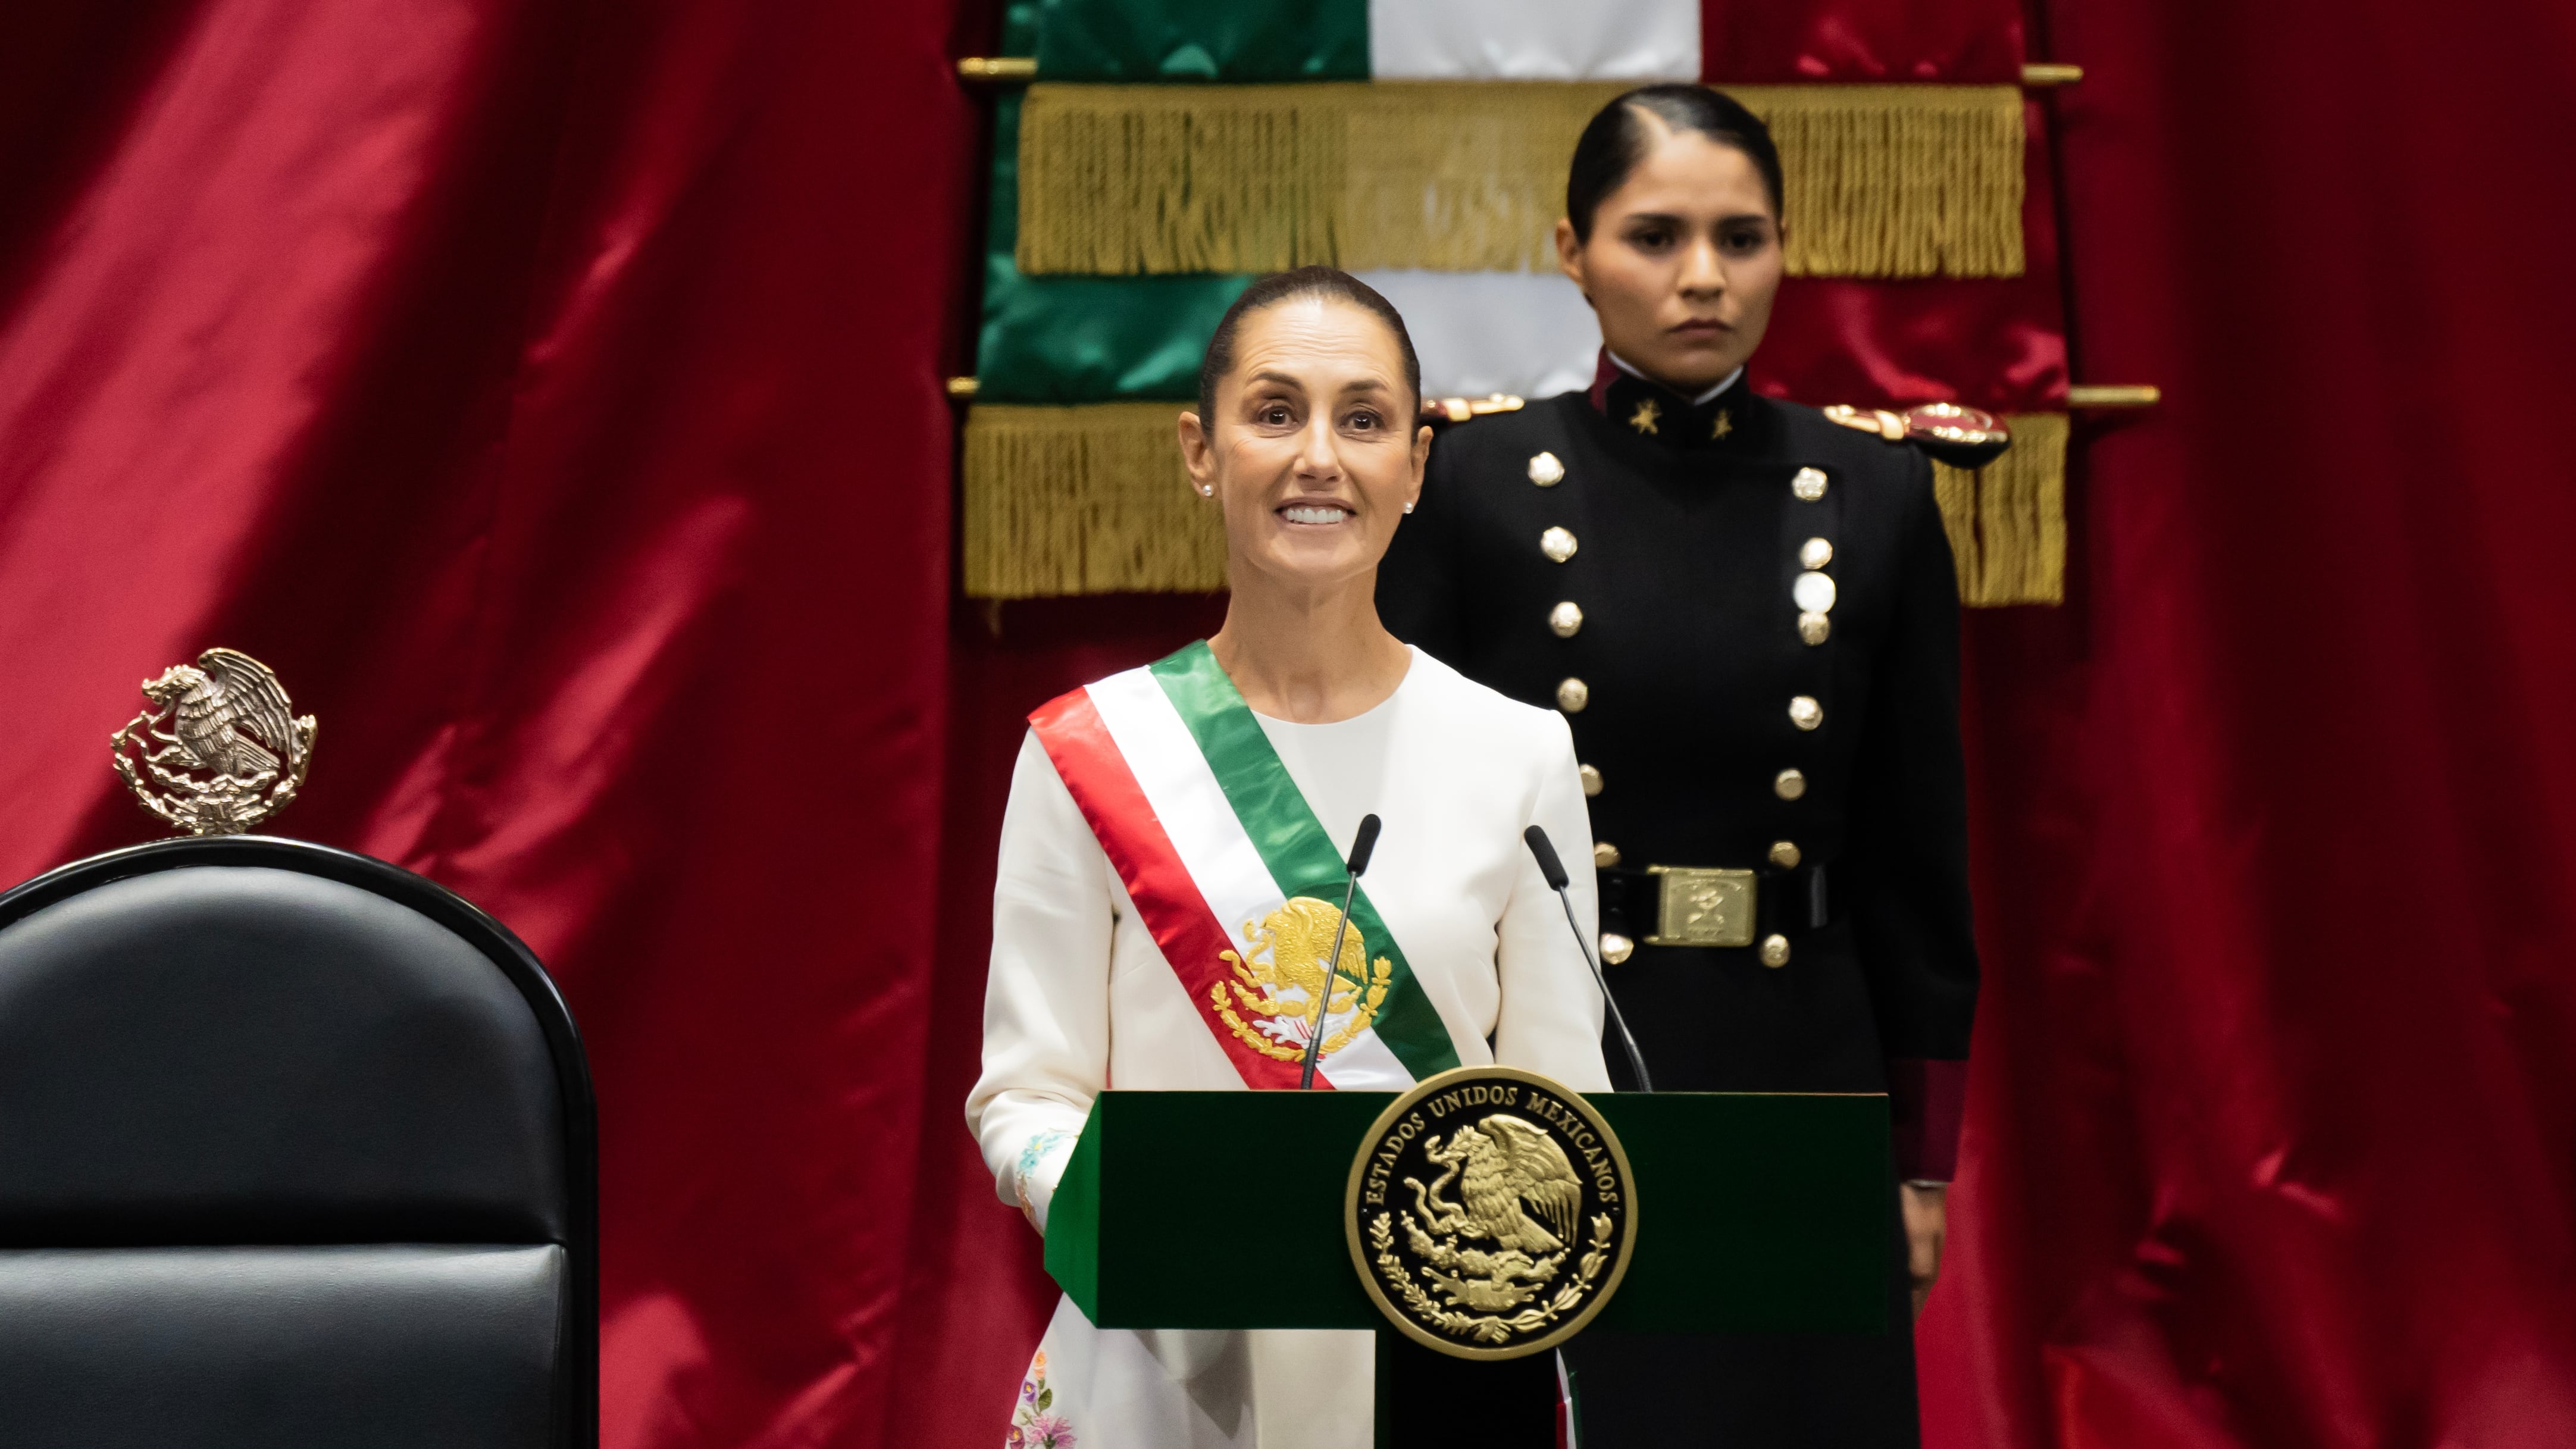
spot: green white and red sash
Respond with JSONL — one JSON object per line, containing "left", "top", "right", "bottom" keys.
{"left": 1028, "top": 642, "right": 1463, "bottom": 1090}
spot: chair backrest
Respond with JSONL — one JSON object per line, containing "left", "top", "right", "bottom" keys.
{"left": 0, "top": 835, "right": 596, "bottom": 1449}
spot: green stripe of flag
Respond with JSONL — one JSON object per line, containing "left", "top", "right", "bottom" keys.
{"left": 976, "top": 89, "right": 1247, "bottom": 403}
{"left": 1035, "top": 0, "right": 1368, "bottom": 82}
{"left": 1148, "top": 642, "right": 1463, "bottom": 1080}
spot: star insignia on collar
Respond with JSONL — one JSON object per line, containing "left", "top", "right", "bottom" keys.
{"left": 1711, "top": 408, "right": 1735, "bottom": 440}
{"left": 1628, "top": 399, "right": 1661, "bottom": 435}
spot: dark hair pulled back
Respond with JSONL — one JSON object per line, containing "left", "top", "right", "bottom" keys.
{"left": 1564, "top": 85, "right": 1784, "bottom": 242}
{"left": 1195, "top": 265, "right": 1422, "bottom": 424}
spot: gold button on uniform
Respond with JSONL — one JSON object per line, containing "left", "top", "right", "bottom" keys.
{"left": 1541, "top": 527, "right": 1579, "bottom": 563}
{"left": 1758, "top": 934, "right": 1792, "bottom": 968}
{"left": 1769, "top": 840, "right": 1802, "bottom": 868}
{"left": 1600, "top": 932, "right": 1635, "bottom": 965}
{"left": 1550, "top": 601, "right": 1584, "bottom": 637}
{"left": 1528, "top": 452, "right": 1566, "bottom": 487}
{"left": 1800, "top": 537, "right": 1834, "bottom": 569}
{"left": 1793, "top": 467, "right": 1829, "bottom": 501}
{"left": 1557, "top": 678, "right": 1591, "bottom": 712}
{"left": 1798, "top": 611, "right": 1832, "bottom": 646}
{"left": 1592, "top": 840, "right": 1620, "bottom": 868}
{"left": 1789, "top": 695, "right": 1823, "bottom": 730}
{"left": 1774, "top": 768, "right": 1808, "bottom": 800}
{"left": 1579, "top": 763, "right": 1603, "bottom": 797}
{"left": 1794, "top": 571, "right": 1838, "bottom": 614}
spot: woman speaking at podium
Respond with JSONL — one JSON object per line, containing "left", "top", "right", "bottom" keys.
{"left": 966, "top": 268, "right": 1611, "bottom": 1448}
{"left": 1376, "top": 87, "right": 1980, "bottom": 1447}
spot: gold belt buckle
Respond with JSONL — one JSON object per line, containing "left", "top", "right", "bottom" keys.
{"left": 1644, "top": 866, "right": 1757, "bottom": 949}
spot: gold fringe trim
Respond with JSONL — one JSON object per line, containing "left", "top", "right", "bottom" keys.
{"left": 1016, "top": 82, "right": 2024, "bottom": 280}
{"left": 1933, "top": 413, "right": 2068, "bottom": 606}
{"left": 961, "top": 403, "right": 1225, "bottom": 599}
{"left": 966, "top": 405, "right": 2068, "bottom": 606}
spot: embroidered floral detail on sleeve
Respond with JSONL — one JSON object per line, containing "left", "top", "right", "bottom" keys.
{"left": 1007, "top": 1350, "right": 1075, "bottom": 1448}
{"left": 1013, "top": 1129, "right": 1076, "bottom": 1228}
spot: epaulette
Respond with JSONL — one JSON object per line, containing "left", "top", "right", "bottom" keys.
{"left": 1823, "top": 402, "right": 2011, "bottom": 469}
{"left": 1421, "top": 393, "right": 1525, "bottom": 427}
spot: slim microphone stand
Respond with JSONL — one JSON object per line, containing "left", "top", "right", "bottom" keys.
{"left": 1550, "top": 885, "right": 1652, "bottom": 1093}
{"left": 1298, "top": 814, "right": 1381, "bottom": 1091}
{"left": 1524, "top": 825, "right": 1652, "bottom": 1093}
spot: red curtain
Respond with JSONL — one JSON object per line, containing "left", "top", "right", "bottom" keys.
{"left": 9, "top": 3, "right": 2576, "bottom": 1449}
{"left": 1698, "top": 0, "right": 2024, "bottom": 82}
{"left": 0, "top": 1, "right": 976, "bottom": 1445}
{"left": 1760, "top": 95, "right": 2068, "bottom": 415}
{"left": 1914, "top": 2, "right": 2576, "bottom": 1445}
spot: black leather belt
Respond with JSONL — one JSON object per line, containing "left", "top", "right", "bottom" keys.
{"left": 1600, "top": 862, "right": 1832, "bottom": 949}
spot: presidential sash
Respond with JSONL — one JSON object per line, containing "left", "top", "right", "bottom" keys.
{"left": 1029, "top": 641, "right": 1462, "bottom": 1090}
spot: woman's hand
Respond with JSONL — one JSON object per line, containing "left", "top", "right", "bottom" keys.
{"left": 1900, "top": 1181, "right": 1948, "bottom": 1320}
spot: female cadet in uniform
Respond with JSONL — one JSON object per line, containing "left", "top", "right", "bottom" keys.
{"left": 968, "top": 267, "right": 1610, "bottom": 1448}
{"left": 1376, "top": 87, "right": 1980, "bottom": 1447}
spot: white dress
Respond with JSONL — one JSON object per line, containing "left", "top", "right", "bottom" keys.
{"left": 966, "top": 647, "right": 1611, "bottom": 1449}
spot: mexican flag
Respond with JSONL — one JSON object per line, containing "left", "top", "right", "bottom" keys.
{"left": 1013, "top": 0, "right": 2029, "bottom": 282}
{"left": 960, "top": 0, "right": 2073, "bottom": 606}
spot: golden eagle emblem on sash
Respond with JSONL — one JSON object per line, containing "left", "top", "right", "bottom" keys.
{"left": 1210, "top": 896, "right": 1393, "bottom": 1062}
{"left": 109, "top": 648, "right": 317, "bottom": 837}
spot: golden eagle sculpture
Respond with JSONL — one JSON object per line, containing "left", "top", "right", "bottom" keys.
{"left": 110, "top": 647, "right": 317, "bottom": 837}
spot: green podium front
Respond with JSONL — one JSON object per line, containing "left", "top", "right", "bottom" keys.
{"left": 1043, "top": 1089, "right": 1890, "bottom": 1441}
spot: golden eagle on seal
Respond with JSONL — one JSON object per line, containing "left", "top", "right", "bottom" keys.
{"left": 1414, "top": 1113, "right": 1584, "bottom": 1254}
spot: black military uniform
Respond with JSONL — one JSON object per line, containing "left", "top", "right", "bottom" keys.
{"left": 1378, "top": 359, "right": 1979, "bottom": 1448}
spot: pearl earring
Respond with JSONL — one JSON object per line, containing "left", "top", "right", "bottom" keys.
{"left": 1403, "top": 502, "right": 1415, "bottom": 514}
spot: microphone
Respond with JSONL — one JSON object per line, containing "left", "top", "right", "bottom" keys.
{"left": 1298, "top": 813, "right": 1382, "bottom": 1090}
{"left": 1524, "top": 825, "right": 1654, "bottom": 1093}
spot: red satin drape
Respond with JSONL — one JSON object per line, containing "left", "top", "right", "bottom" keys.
{"left": 0, "top": 1, "right": 975, "bottom": 1445}
{"left": 10, "top": 3, "right": 2576, "bottom": 1449}
{"left": 1913, "top": 2, "right": 2576, "bottom": 1445}
{"left": 1760, "top": 96, "right": 2069, "bottom": 415}
{"left": 1699, "top": 0, "right": 2024, "bottom": 83}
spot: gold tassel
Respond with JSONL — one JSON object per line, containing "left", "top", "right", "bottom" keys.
{"left": 1739, "top": 86, "right": 2026, "bottom": 279}
{"left": 1016, "top": 82, "right": 2023, "bottom": 280}
{"left": 1932, "top": 412, "right": 2068, "bottom": 606}
{"left": 961, "top": 403, "right": 1226, "bottom": 599}
{"left": 967, "top": 404, "right": 2068, "bottom": 606}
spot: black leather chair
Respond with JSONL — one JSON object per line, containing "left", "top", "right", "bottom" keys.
{"left": 0, "top": 835, "right": 596, "bottom": 1449}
